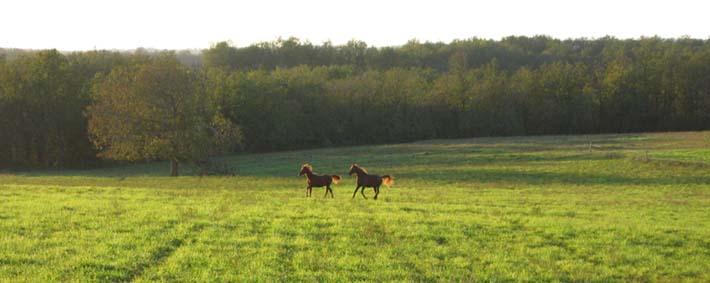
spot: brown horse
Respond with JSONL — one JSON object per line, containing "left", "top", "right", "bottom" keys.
{"left": 299, "top": 164, "right": 341, "bottom": 198}
{"left": 348, "top": 163, "right": 394, "bottom": 200}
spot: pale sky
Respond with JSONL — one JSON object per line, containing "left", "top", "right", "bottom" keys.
{"left": 2, "top": 0, "right": 709, "bottom": 51}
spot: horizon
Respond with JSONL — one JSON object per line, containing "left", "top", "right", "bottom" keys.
{"left": 2, "top": 0, "right": 709, "bottom": 51}
{"left": 3, "top": 34, "right": 709, "bottom": 53}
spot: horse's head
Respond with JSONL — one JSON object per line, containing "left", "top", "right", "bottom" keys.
{"left": 299, "top": 164, "right": 313, "bottom": 176}
{"left": 348, "top": 163, "right": 358, "bottom": 176}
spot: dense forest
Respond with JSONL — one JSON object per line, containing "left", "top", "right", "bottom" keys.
{"left": 1, "top": 36, "right": 709, "bottom": 170}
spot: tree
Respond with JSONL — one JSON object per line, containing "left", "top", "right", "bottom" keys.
{"left": 203, "top": 42, "right": 237, "bottom": 70}
{"left": 87, "top": 53, "right": 237, "bottom": 176}
{"left": 0, "top": 50, "right": 91, "bottom": 168}
{"left": 4, "top": 36, "right": 710, "bottom": 170}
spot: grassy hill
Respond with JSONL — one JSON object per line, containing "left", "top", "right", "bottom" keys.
{"left": 0, "top": 132, "right": 708, "bottom": 282}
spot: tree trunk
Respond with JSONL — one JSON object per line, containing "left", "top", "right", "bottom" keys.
{"left": 170, "top": 159, "right": 179, "bottom": 177}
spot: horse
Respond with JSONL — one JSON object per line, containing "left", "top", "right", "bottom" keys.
{"left": 348, "top": 163, "right": 394, "bottom": 200}
{"left": 299, "top": 164, "right": 341, "bottom": 198}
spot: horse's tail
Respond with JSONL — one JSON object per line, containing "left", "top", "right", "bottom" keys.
{"left": 381, "top": 175, "right": 394, "bottom": 187}
{"left": 331, "top": 175, "right": 342, "bottom": 184}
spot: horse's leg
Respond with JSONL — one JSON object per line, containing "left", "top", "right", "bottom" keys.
{"left": 306, "top": 186, "right": 310, "bottom": 197}
{"left": 361, "top": 187, "right": 367, "bottom": 199}
{"left": 352, "top": 186, "right": 360, "bottom": 199}
{"left": 374, "top": 186, "right": 379, "bottom": 200}
{"left": 327, "top": 186, "right": 334, "bottom": 198}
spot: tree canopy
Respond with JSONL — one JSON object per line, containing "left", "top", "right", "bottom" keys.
{"left": 0, "top": 36, "right": 708, "bottom": 171}
{"left": 87, "top": 54, "right": 238, "bottom": 176}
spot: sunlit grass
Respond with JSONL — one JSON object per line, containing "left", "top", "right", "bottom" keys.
{"left": 0, "top": 131, "right": 708, "bottom": 282}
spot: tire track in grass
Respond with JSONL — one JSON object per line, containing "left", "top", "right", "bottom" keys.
{"left": 118, "top": 222, "right": 207, "bottom": 282}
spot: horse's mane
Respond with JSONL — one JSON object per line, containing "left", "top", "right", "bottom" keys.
{"left": 302, "top": 163, "right": 313, "bottom": 172}
{"left": 354, "top": 164, "right": 368, "bottom": 173}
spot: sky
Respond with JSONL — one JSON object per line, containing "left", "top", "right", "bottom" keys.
{"left": 2, "top": 0, "right": 709, "bottom": 51}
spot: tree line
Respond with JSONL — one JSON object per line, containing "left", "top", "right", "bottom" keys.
{"left": 1, "top": 36, "right": 708, "bottom": 173}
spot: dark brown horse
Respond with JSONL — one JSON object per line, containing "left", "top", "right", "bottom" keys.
{"left": 299, "top": 164, "right": 341, "bottom": 198}
{"left": 348, "top": 163, "right": 394, "bottom": 200}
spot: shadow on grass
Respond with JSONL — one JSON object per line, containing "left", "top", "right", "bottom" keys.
{"left": 6, "top": 161, "right": 196, "bottom": 178}
{"left": 3, "top": 132, "right": 704, "bottom": 184}
{"left": 11, "top": 160, "right": 707, "bottom": 188}
{"left": 6, "top": 151, "right": 618, "bottom": 179}
{"left": 398, "top": 167, "right": 710, "bottom": 186}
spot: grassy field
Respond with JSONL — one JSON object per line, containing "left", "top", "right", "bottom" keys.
{"left": 0, "top": 131, "right": 708, "bottom": 282}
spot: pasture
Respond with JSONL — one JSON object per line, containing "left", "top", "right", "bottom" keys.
{"left": 0, "top": 132, "right": 708, "bottom": 282}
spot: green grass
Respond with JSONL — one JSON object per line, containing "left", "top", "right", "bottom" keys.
{"left": 646, "top": 149, "right": 710, "bottom": 163}
{"left": 1, "top": 131, "right": 709, "bottom": 282}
